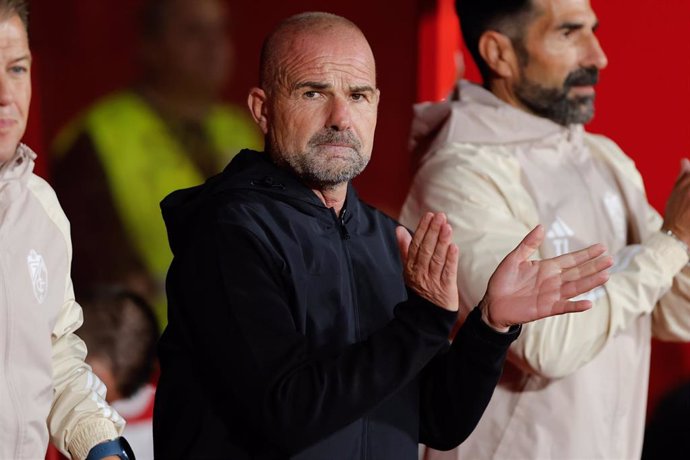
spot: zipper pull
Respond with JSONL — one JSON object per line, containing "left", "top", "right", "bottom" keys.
{"left": 339, "top": 208, "right": 350, "bottom": 240}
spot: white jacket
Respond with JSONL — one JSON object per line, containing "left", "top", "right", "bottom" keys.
{"left": 401, "top": 81, "right": 690, "bottom": 459}
{"left": 0, "top": 145, "right": 124, "bottom": 459}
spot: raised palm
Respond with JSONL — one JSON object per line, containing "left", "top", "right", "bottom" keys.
{"left": 481, "top": 225, "right": 613, "bottom": 330}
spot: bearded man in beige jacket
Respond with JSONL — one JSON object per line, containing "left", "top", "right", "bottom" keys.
{"left": 401, "top": 0, "right": 690, "bottom": 459}
{"left": 0, "top": 1, "right": 133, "bottom": 459}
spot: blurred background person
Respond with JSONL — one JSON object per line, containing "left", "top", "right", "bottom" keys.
{"left": 0, "top": 0, "right": 133, "bottom": 458}
{"left": 78, "top": 288, "right": 160, "bottom": 460}
{"left": 50, "top": 0, "right": 262, "bottom": 326}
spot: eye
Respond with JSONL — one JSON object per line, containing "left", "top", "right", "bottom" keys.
{"left": 9, "top": 65, "right": 27, "bottom": 75}
{"left": 303, "top": 91, "right": 319, "bottom": 99}
{"left": 351, "top": 93, "right": 366, "bottom": 102}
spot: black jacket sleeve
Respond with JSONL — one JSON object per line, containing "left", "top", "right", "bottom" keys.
{"left": 174, "top": 219, "right": 457, "bottom": 454}
{"left": 419, "top": 307, "right": 520, "bottom": 450}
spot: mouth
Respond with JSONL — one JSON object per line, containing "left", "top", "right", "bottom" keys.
{"left": 568, "top": 85, "right": 596, "bottom": 97}
{"left": 0, "top": 119, "right": 17, "bottom": 129}
{"left": 316, "top": 143, "right": 358, "bottom": 154}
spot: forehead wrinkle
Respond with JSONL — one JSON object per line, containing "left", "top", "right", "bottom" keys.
{"left": 279, "top": 53, "right": 376, "bottom": 92}
{"left": 270, "top": 25, "right": 376, "bottom": 88}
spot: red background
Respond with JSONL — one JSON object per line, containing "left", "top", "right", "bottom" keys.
{"left": 27, "top": 0, "right": 690, "bottom": 411}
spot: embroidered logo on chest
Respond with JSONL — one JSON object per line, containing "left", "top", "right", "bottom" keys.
{"left": 546, "top": 216, "right": 575, "bottom": 256}
{"left": 27, "top": 249, "right": 48, "bottom": 304}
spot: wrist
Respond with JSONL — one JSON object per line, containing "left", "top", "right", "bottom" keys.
{"left": 661, "top": 228, "right": 690, "bottom": 257}
{"left": 85, "top": 437, "right": 134, "bottom": 460}
{"left": 479, "top": 298, "right": 510, "bottom": 333}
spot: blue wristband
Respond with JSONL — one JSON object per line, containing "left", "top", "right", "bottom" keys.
{"left": 85, "top": 437, "right": 135, "bottom": 460}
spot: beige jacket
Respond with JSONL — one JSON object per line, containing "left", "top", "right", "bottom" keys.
{"left": 0, "top": 145, "right": 124, "bottom": 459}
{"left": 401, "top": 81, "right": 690, "bottom": 459}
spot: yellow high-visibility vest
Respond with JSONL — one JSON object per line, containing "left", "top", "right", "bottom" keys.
{"left": 54, "top": 91, "right": 262, "bottom": 323}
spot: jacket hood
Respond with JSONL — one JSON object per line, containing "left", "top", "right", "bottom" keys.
{"left": 411, "top": 80, "right": 578, "bottom": 158}
{"left": 161, "top": 149, "right": 358, "bottom": 254}
{"left": 0, "top": 143, "right": 36, "bottom": 183}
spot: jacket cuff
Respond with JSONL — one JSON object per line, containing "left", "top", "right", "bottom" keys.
{"left": 394, "top": 290, "right": 457, "bottom": 339}
{"left": 650, "top": 230, "right": 690, "bottom": 274}
{"left": 68, "top": 419, "right": 120, "bottom": 460}
{"left": 460, "top": 306, "right": 521, "bottom": 347}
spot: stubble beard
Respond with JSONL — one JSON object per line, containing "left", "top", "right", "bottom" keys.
{"left": 281, "top": 128, "right": 370, "bottom": 191}
{"left": 514, "top": 62, "right": 600, "bottom": 126}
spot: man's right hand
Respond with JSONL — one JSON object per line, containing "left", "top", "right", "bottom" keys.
{"left": 662, "top": 158, "right": 690, "bottom": 245}
{"left": 396, "top": 212, "right": 459, "bottom": 312}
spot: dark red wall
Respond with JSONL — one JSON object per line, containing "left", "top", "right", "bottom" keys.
{"left": 27, "top": 0, "right": 690, "bottom": 410}
{"left": 29, "top": 0, "right": 418, "bottom": 217}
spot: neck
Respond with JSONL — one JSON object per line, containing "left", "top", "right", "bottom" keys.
{"left": 489, "top": 79, "right": 531, "bottom": 114}
{"left": 139, "top": 84, "right": 213, "bottom": 122}
{"left": 312, "top": 184, "right": 348, "bottom": 215}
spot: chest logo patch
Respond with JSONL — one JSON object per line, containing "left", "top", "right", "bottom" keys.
{"left": 546, "top": 216, "right": 575, "bottom": 256}
{"left": 27, "top": 249, "right": 48, "bottom": 304}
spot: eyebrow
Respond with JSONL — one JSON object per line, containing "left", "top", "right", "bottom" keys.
{"left": 557, "top": 22, "right": 584, "bottom": 31}
{"left": 350, "top": 85, "right": 376, "bottom": 94}
{"left": 9, "top": 54, "right": 31, "bottom": 64}
{"left": 557, "top": 19, "right": 599, "bottom": 32}
{"left": 294, "top": 81, "right": 330, "bottom": 91}
{"left": 293, "top": 81, "right": 376, "bottom": 93}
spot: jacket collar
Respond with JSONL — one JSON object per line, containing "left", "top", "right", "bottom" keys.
{"left": 411, "top": 80, "right": 585, "bottom": 161}
{"left": 0, "top": 143, "right": 36, "bottom": 183}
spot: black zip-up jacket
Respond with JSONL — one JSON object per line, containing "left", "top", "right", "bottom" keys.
{"left": 153, "top": 150, "right": 519, "bottom": 459}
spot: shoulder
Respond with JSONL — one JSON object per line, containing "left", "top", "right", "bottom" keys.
{"left": 584, "top": 132, "right": 642, "bottom": 181}
{"left": 52, "top": 91, "right": 151, "bottom": 156}
{"left": 414, "top": 141, "right": 522, "bottom": 193}
{"left": 584, "top": 132, "right": 633, "bottom": 163}
{"left": 27, "top": 174, "right": 71, "bottom": 247}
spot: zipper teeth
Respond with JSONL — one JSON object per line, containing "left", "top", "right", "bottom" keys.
{"left": 335, "top": 208, "right": 367, "bottom": 458}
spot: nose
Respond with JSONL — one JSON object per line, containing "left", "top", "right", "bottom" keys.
{"left": 326, "top": 96, "right": 352, "bottom": 131}
{"left": 0, "top": 75, "right": 13, "bottom": 106}
{"left": 583, "top": 35, "right": 608, "bottom": 71}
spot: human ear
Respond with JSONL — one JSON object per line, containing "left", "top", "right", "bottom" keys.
{"left": 478, "top": 31, "right": 520, "bottom": 79}
{"left": 247, "top": 87, "right": 269, "bottom": 135}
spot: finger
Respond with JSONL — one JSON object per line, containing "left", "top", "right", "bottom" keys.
{"left": 506, "top": 225, "right": 544, "bottom": 264}
{"left": 427, "top": 222, "right": 453, "bottom": 280}
{"left": 560, "top": 271, "right": 610, "bottom": 300}
{"left": 537, "top": 298, "right": 593, "bottom": 321}
{"left": 561, "top": 254, "right": 613, "bottom": 283}
{"left": 408, "top": 213, "right": 434, "bottom": 268}
{"left": 682, "top": 158, "right": 690, "bottom": 175}
{"left": 557, "top": 299, "right": 593, "bottom": 314}
{"left": 414, "top": 213, "right": 447, "bottom": 272}
{"left": 395, "top": 226, "right": 412, "bottom": 263}
{"left": 441, "top": 242, "right": 459, "bottom": 288}
{"left": 551, "top": 243, "right": 607, "bottom": 270}
{"left": 674, "top": 161, "right": 690, "bottom": 186}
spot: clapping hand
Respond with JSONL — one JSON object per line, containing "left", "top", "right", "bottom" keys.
{"left": 480, "top": 225, "right": 613, "bottom": 332}
{"left": 396, "top": 213, "right": 459, "bottom": 312}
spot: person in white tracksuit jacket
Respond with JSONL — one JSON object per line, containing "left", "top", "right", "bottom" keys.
{"left": 0, "top": 2, "right": 133, "bottom": 459}
{"left": 401, "top": 0, "right": 690, "bottom": 458}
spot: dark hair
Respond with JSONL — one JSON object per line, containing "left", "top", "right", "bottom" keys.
{"left": 455, "top": 0, "right": 537, "bottom": 82}
{"left": 78, "top": 288, "right": 160, "bottom": 399}
{"left": 139, "top": 0, "right": 178, "bottom": 40}
{"left": 0, "top": 0, "right": 29, "bottom": 32}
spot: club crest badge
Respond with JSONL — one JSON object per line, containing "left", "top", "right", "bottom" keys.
{"left": 27, "top": 249, "right": 48, "bottom": 304}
